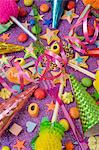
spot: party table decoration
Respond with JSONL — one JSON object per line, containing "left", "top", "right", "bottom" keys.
{"left": 0, "top": 85, "right": 38, "bottom": 136}
{"left": 0, "top": 41, "right": 25, "bottom": 54}
{"left": 69, "top": 74, "right": 99, "bottom": 137}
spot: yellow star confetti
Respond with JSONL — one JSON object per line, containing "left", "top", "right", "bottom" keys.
{"left": 40, "top": 28, "right": 60, "bottom": 45}
{"left": 69, "top": 52, "right": 89, "bottom": 68}
{"left": 61, "top": 9, "right": 79, "bottom": 24}
{"left": 34, "top": 14, "right": 44, "bottom": 21}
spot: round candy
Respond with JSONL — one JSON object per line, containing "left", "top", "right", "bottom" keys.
{"left": 31, "top": 24, "right": 42, "bottom": 35}
{"left": 69, "top": 107, "right": 79, "bottom": 119}
{"left": 28, "top": 103, "right": 39, "bottom": 117}
{"left": 2, "top": 146, "right": 10, "bottom": 150}
{"left": 40, "top": 3, "right": 49, "bottom": 13}
{"left": 88, "top": 25, "right": 94, "bottom": 37}
{"left": 59, "top": 119, "right": 70, "bottom": 131}
{"left": 12, "top": 85, "right": 22, "bottom": 95}
{"left": 18, "top": 33, "right": 28, "bottom": 42}
{"left": 24, "top": 0, "right": 34, "bottom": 7}
{"left": 34, "top": 88, "right": 46, "bottom": 100}
{"left": 83, "top": 0, "right": 99, "bottom": 9}
{"left": 67, "top": 1, "right": 75, "bottom": 10}
{"left": 18, "top": 7, "right": 27, "bottom": 17}
{"left": 14, "top": 58, "right": 26, "bottom": 66}
{"left": 50, "top": 42, "right": 60, "bottom": 54}
{"left": 29, "top": 19, "right": 35, "bottom": 26}
{"left": 65, "top": 141, "right": 74, "bottom": 150}
{"left": 81, "top": 77, "right": 92, "bottom": 87}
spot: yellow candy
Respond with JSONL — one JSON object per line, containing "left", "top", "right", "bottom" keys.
{"left": 24, "top": 0, "right": 34, "bottom": 6}
{"left": 50, "top": 42, "right": 60, "bottom": 54}
{"left": 2, "top": 146, "right": 10, "bottom": 150}
{"left": 62, "top": 92, "right": 73, "bottom": 104}
{"left": 0, "top": 88, "right": 11, "bottom": 100}
{"left": 59, "top": 119, "right": 69, "bottom": 131}
{"left": 14, "top": 58, "right": 26, "bottom": 66}
{"left": 93, "top": 71, "right": 99, "bottom": 93}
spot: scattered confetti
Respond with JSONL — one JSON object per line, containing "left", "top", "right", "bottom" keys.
{"left": 40, "top": 28, "right": 60, "bottom": 45}
{"left": 9, "top": 123, "right": 22, "bottom": 136}
{"left": 22, "top": 20, "right": 30, "bottom": 29}
{"left": 61, "top": 9, "right": 79, "bottom": 24}
{"left": 26, "top": 121, "right": 37, "bottom": 133}
{"left": 0, "top": 88, "right": 11, "bottom": 100}
{"left": 34, "top": 14, "right": 44, "bottom": 21}
{"left": 46, "top": 101, "right": 55, "bottom": 111}
{"left": 0, "top": 33, "right": 10, "bottom": 41}
{"left": 13, "top": 140, "right": 26, "bottom": 150}
{"left": 62, "top": 92, "right": 73, "bottom": 104}
{"left": 43, "top": 18, "right": 52, "bottom": 27}
{"left": 69, "top": 52, "right": 89, "bottom": 68}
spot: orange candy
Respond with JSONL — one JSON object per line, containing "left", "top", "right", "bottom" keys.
{"left": 18, "top": 33, "right": 28, "bottom": 43}
{"left": 83, "top": 0, "right": 99, "bottom": 9}
{"left": 28, "top": 103, "right": 39, "bottom": 117}
{"left": 69, "top": 107, "right": 80, "bottom": 119}
{"left": 67, "top": 1, "right": 75, "bottom": 10}
{"left": 6, "top": 67, "right": 32, "bottom": 85}
{"left": 40, "top": 4, "right": 49, "bottom": 13}
{"left": 65, "top": 141, "right": 74, "bottom": 150}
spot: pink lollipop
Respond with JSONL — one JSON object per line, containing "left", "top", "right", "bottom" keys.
{"left": 0, "top": 0, "right": 37, "bottom": 41}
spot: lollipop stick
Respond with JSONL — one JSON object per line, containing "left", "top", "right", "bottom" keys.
{"left": 69, "top": 4, "right": 91, "bottom": 36}
{"left": 68, "top": 62, "right": 95, "bottom": 79}
{"left": 10, "top": 16, "right": 37, "bottom": 41}
{"left": 51, "top": 81, "right": 64, "bottom": 123}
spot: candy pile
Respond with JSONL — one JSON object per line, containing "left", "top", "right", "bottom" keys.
{"left": 0, "top": 0, "right": 99, "bottom": 150}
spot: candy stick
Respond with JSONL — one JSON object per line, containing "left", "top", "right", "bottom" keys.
{"left": 68, "top": 62, "right": 95, "bottom": 79}
{"left": 51, "top": 80, "right": 64, "bottom": 123}
{"left": 10, "top": 16, "right": 37, "bottom": 41}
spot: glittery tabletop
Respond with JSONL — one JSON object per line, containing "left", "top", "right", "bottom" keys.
{"left": 0, "top": 0, "right": 98, "bottom": 150}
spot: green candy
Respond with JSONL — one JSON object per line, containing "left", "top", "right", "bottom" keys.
{"left": 81, "top": 77, "right": 92, "bottom": 87}
{"left": 31, "top": 24, "right": 42, "bottom": 35}
{"left": 2, "top": 146, "right": 10, "bottom": 150}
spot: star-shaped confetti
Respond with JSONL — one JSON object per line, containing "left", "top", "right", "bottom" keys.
{"left": 61, "top": 9, "right": 79, "bottom": 24}
{"left": 40, "top": 28, "right": 60, "bottom": 45}
{"left": 69, "top": 52, "right": 89, "bottom": 68}
{"left": 46, "top": 101, "right": 55, "bottom": 111}
{"left": 34, "top": 14, "right": 44, "bottom": 21}
{"left": 22, "top": 20, "right": 30, "bottom": 29}
{"left": 43, "top": 18, "right": 52, "bottom": 27}
{"left": 0, "top": 33, "right": 10, "bottom": 41}
{"left": 13, "top": 139, "right": 26, "bottom": 150}
{"left": 24, "top": 43, "right": 37, "bottom": 59}
{"left": 0, "top": 55, "right": 14, "bottom": 67}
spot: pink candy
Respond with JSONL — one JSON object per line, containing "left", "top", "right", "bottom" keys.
{"left": 0, "top": 0, "right": 18, "bottom": 24}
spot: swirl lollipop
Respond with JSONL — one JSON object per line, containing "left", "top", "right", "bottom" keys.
{"left": 0, "top": 0, "right": 37, "bottom": 41}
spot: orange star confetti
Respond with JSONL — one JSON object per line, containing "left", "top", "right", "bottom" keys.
{"left": 0, "top": 33, "right": 10, "bottom": 41}
{"left": 13, "top": 139, "right": 26, "bottom": 150}
{"left": 61, "top": 9, "right": 79, "bottom": 24}
{"left": 40, "top": 28, "right": 60, "bottom": 45}
{"left": 46, "top": 101, "right": 55, "bottom": 111}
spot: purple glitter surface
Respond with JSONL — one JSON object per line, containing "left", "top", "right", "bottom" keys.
{"left": 0, "top": 0, "right": 98, "bottom": 150}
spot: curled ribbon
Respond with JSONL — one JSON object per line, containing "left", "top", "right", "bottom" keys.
{"left": 36, "top": 42, "right": 68, "bottom": 81}
{"left": 0, "top": 76, "right": 17, "bottom": 93}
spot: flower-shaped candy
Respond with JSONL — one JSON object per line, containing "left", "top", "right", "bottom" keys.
{"left": 62, "top": 92, "right": 73, "bottom": 104}
{"left": 0, "top": 88, "right": 11, "bottom": 100}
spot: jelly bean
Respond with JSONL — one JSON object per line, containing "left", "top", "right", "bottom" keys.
{"left": 18, "top": 7, "right": 27, "bottom": 17}
{"left": 31, "top": 24, "right": 42, "bottom": 35}
{"left": 28, "top": 103, "right": 39, "bottom": 117}
{"left": 81, "top": 77, "right": 92, "bottom": 87}
{"left": 67, "top": 1, "right": 75, "bottom": 10}
{"left": 34, "top": 88, "right": 46, "bottom": 100}
{"left": 18, "top": 33, "right": 28, "bottom": 42}
{"left": 40, "top": 4, "right": 49, "bottom": 13}
{"left": 2, "top": 146, "right": 10, "bottom": 150}
{"left": 59, "top": 119, "right": 70, "bottom": 131}
{"left": 24, "top": 0, "right": 34, "bottom": 7}
{"left": 69, "top": 107, "right": 79, "bottom": 119}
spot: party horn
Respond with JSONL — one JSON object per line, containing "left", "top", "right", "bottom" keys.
{"left": 0, "top": 85, "right": 38, "bottom": 136}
